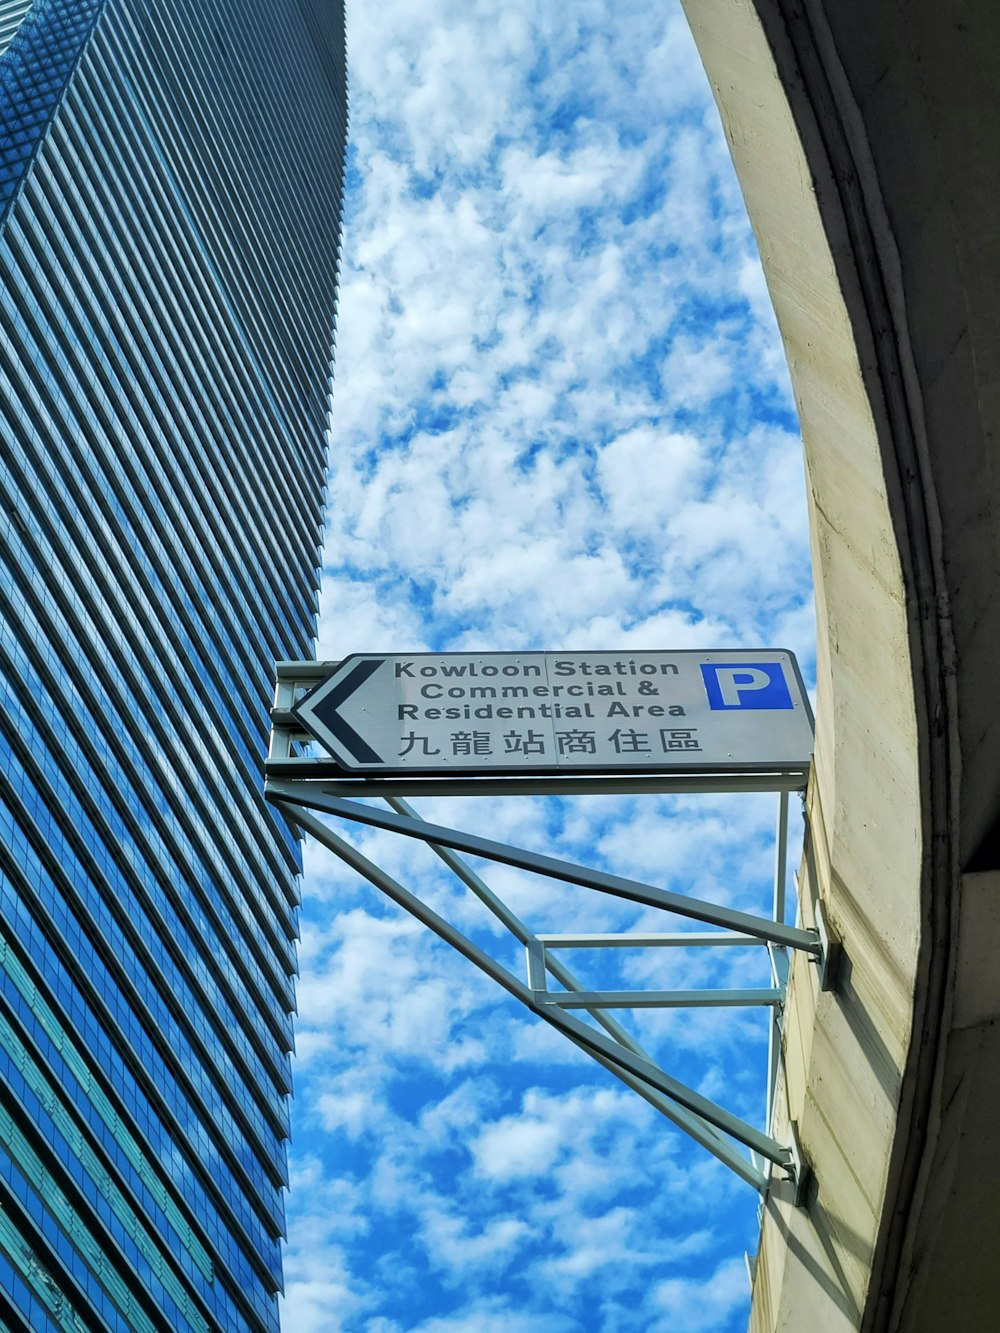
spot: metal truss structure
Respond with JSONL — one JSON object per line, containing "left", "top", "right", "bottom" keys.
{"left": 266, "top": 662, "right": 828, "bottom": 1201}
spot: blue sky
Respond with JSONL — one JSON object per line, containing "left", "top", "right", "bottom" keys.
{"left": 280, "top": 2, "right": 814, "bottom": 1329}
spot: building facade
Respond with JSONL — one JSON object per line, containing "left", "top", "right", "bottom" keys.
{"left": 0, "top": 1, "right": 346, "bottom": 1328}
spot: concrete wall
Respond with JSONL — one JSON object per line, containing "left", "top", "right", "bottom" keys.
{"left": 680, "top": 2, "right": 1000, "bottom": 1329}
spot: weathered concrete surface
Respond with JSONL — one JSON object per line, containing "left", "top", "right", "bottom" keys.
{"left": 680, "top": 2, "right": 1000, "bottom": 1329}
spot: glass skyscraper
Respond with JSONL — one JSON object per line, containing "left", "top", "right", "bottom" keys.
{"left": 0, "top": 1, "right": 346, "bottom": 1328}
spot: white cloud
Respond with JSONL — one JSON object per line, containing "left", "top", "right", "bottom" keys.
{"left": 648, "top": 1258, "right": 750, "bottom": 1333}
{"left": 596, "top": 428, "right": 707, "bottom": 534}
{"left": 418, "top": 1211, "right": 531, "bottom": 1277}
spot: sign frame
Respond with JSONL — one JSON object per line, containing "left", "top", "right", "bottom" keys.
{"left": 290, "top": 649, "right": 814, "bottom": 779}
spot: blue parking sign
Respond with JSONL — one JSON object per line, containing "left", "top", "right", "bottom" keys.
{"left": 700, "top": 662, "right": 794, "bottom": 711}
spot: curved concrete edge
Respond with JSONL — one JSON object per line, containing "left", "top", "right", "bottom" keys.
{"left": 678, "top": 1, "right": 991, "bottom": 1328}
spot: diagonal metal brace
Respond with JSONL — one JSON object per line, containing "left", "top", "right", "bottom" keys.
{"left": 265, "top": 781, "right": 821, "bottom": 957}
{"left": 390, "top": 801, "right": 768, "bottom": 1191}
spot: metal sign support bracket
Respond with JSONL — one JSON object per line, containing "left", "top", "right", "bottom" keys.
{"left": 267, "top": 663, "right": 823, "bottom": 1202}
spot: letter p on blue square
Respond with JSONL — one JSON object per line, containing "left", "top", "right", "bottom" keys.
{"left": 701, "top": 662, "right": 794, "bottom": 710}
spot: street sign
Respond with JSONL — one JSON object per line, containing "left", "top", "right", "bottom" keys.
{"left": 290, "top": 651, "right": 814, "bottom": 776}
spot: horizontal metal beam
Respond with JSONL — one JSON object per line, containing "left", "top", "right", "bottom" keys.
{"left": 265, "top": 782, "right": 821, "bottom": 955}
{"left": 535, "top": 987, "right": 783, "bottom": 1009}
{"left": 275, "top": 659, "right": 342, "bottom": 681}
{"left": 536, "top": 931, "right": 766, "bottom": 948}
{"left": 264, "top": 760, "right": 810, "bottom": 795}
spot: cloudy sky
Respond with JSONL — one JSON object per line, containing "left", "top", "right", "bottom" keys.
{"left": 280, "top": 1, "right": 814, "bottom": 1329}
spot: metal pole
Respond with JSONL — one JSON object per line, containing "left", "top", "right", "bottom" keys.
{"left": 767, "top": 790, "right": 791, "bottom": 1126}
{"left": 774, "top": 790, "right": 789, "bottom": 926}
{"left": 537, "top": 931, "right": 765, "bottom": 948}
{"left": 538, "top": 987, "right": 783, "bottom": 1009}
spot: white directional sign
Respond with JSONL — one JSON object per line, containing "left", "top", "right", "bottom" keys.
{"left": 291, "top": 651, "right": 813, "bottom": 775}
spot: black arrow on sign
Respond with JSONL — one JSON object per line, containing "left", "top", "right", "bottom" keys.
{"left": 294, "top": 658, "right": 384, "bottom": 764}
